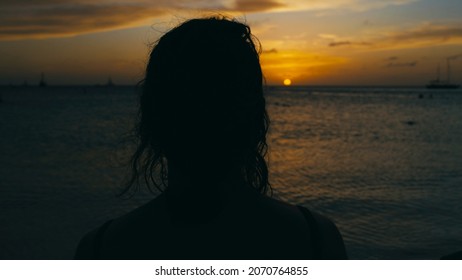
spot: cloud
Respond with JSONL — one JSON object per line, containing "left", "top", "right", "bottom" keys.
{"left": 0, "top": 3, "right": 166, "bottom": 40}
{"left": 379, "top": 23, "right": 462, "bottom": 49}
{"left": 0, "top": 0, "right": 420, "bottom": 41}
{"left": 363, "top": 19, "right": 373, "bottom": 26}
{"left": 318, "top": 34, "right": 339, "bottom": 40}
{"left": 1, "top": 0, "right": 76, "bottom": 7}
{"left": 262, "top": 48, "right": 278, "bottom": 54}
{"left": 328, "top": 41, "right": 372, "bottom": 47}
{"left": 0, "top": 0, "right": 231, "bottom": 40}
{"left": 329, "top": 41, "right": 351, "bottom": 47}
{"left": 270, "top": 0, "right": 418, "bottom": 13}
{"left": 447, "top": 53, "right": 462, "bottom": 61}
{"left": 232, "top": 0, "right": 285, "bottom": 12}
{"left": 325, "top": 23, "right": 462, "bottom": 50}
{"left": 387, "top": 23, "right": 462, "bottom": 43}
{"left": 386, "top": 61, "right": 417, "bottom": 67}
{"left": 383, "top": 56, "right": 416, "bottom": 67}
{"left": 0, "top": 0, "right": 289, "bottom": 40}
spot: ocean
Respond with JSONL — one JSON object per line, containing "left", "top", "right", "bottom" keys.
{"left": 0, "top": 85, "right": 461, "bottom": 259}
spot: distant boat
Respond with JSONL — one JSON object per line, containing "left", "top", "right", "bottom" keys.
{"left": 426, "top": 59, "right": 460, "bottom": 89}
{"left": 426, "top": 81, "right": 460, "bottom": 89}
{"left": 105, "top": 77, "right": 115, "bottom": 87}
{"left": 39, "top": 72, "right": 47, "bottom": 87}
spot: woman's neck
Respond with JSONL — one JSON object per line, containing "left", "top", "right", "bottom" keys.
{"left": 164, "top": 159, "right": 258, "bottom": 222}
{"left": 166, "top": 159, "right": 244, "bottom": 192}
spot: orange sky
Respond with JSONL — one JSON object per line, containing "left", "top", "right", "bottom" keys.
{"left": 1, "top": 0, "right": 462, "bottom": 86}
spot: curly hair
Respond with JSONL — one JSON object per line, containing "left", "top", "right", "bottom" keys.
{"left": 122, "top": 17, "right": 270, "bottom": 196}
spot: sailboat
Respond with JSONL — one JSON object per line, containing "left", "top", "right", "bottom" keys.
{"left": 426, "top": 59, "right": 460, "bottom": 89}
{"left": 39, "top": 72, "right": 47, "bottom": 87}
{"left": 105, "top": 77, "right": 115, "bottom": 87}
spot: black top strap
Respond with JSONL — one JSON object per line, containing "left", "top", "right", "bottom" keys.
{"left": 93, "top": 219, "right": 113, "bottom": 259}
{"left": 297, "top": 206, "right": 323, "bottom": 259}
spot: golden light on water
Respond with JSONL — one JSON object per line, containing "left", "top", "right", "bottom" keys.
{"left": 283, "top": 79, "right": 292, "bottom": 86}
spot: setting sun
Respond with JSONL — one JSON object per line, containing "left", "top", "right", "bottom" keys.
{"left": 283, "top": 79, "right": 292, "bottom": 86}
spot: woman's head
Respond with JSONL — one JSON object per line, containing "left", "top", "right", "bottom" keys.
{"left": 126, "top": 17, "right": 270, "bottom": 195}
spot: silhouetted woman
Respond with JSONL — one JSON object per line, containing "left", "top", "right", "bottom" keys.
{"left": 75, "top": 17, "right": 347, "bottom": 259}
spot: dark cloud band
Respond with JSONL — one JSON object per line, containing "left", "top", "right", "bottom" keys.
{"left": 0, "top": 0, "right": 286, "bottom": 40}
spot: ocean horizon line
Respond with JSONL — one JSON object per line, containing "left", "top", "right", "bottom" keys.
{"left": 0, "top": 84, "right": 446, "bottom": 89}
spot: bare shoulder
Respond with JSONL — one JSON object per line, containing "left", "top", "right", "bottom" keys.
{"left": 311, "top": 211, "right": 348, "bottom": 259}
{"left": 258, "top": 194, "right": 306, "bottom": 217}
{"left": 74, "top": 196, "right": 165, "bottom": 259}
{"left": 259, "top": 195, "right": 347, "bottom": 259}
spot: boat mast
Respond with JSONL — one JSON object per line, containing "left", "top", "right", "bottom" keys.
{"left": 39, "top": 72, "right": 47, "bottom": 87}
{"left": 446, "top": 58, "right": 451, "bottom": 83}
{"left": 437, "top": 63, "right": 440, "bottom": 82}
